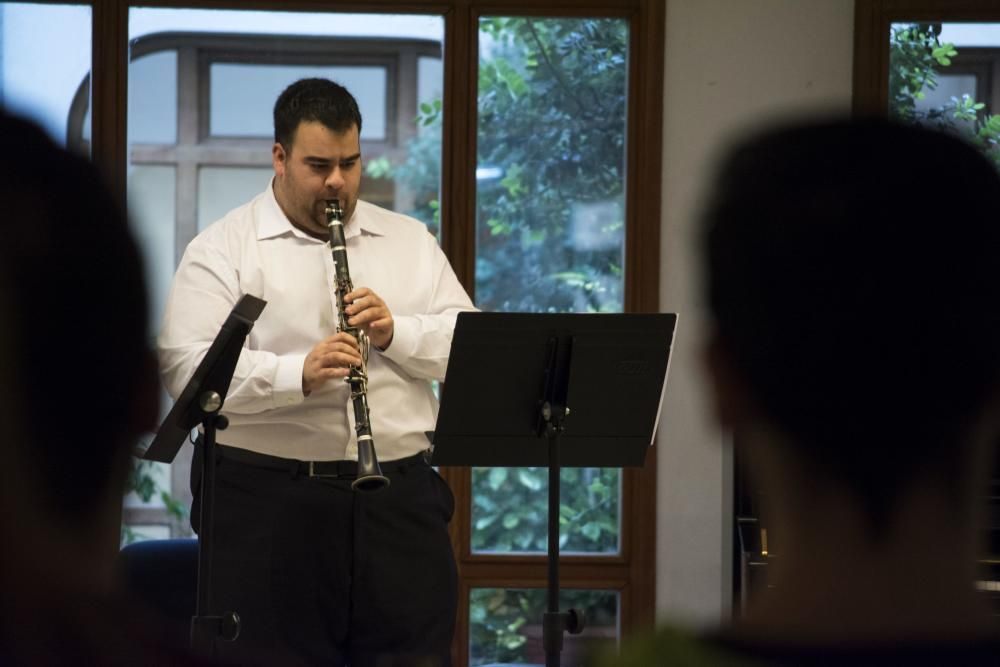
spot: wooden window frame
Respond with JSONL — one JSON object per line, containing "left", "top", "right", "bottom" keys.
{"left": 84, "top": 29, "right": 443, "bottom": 538}
{"left": 852, "top": 0, "right": 1000, "bottom": 624}
{"left": 59, "top": 0, "right": 663, "bottom": 663}
{"left": 854, "top": 0, "right": 1000, "bottom": 116}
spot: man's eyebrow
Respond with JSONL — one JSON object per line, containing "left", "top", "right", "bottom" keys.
{"left": 303, "top": 153, "right": 361, "bottom": 163}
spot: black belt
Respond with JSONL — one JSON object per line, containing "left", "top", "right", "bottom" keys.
{"left": 215, "top": 443, "right": 429, "bottom": 479}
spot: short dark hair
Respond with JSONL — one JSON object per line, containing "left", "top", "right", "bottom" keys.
{"left": 273, "top": 78, "right": 363, "bottom": 150}
{"left": 0, "top": 112, "right": 151, "bottom": 518}
{"left": 703, "top": 117, "right": 1000, "bottom": 526}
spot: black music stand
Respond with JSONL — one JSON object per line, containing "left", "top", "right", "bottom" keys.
{"left": 430, "top": 312, "right": 676, "bottom": 667}
{"left": 143, "top": 294, "right": 267, "bottom": 658}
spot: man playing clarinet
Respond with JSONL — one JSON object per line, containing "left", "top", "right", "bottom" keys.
{"left": 159, "top": 78, "right": 475, "bottom": 666}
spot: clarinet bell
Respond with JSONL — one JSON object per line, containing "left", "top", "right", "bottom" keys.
{"left": 353, "top": 439, "right": 390, "bottom": 492}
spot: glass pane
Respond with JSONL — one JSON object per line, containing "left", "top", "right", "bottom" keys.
{"left": 391, "top": 54, "right": 445, "bottom": 238}
{"left": 469, "top": 587, "right": 618, "bottom": 666}
{"left": 210, "top": 63, "right": 387, "bottom": 140}
{"left": 0, "top": 2, "right": 91, "bottom": 150}
{"left": 364, "top": 51, "right": 443, "bottom": 237}
{"left": 128, "top": 7, "right": 444, "bottom": 235}
{"left": 417, "top": 55, "right": 444, "bottom": 136}
{"left": 472, "top": 16, "right": 629, "bottom": 554}
{"left": 198, "top": 166, "right": 272, "bottom": 231}
{"left": 123, "top": 459, "right": 171, "bottom": 509}
{"left": 126, "top": 7, "right": 445, "bottom": 537}
{"left": 888, "top": 22, "right": 1000, "bottom": 169}
{"left": 121, "top": 524, "right": 172, "bottom": 546}
{"left": 472, "top": 467, "right": 620, "bottom": 554}
{"left": 887, "top": 22, "right": 1000, "bottom": 613}
{"left": 128, "top": 165, "right": 176, "bottom": 331}
{"left": 130, "top": 51, "right": 178, "bottom": 144}
{"left": 125, "top": 165, "right": 177, "bottom": 524}
{"left": 915, "top": 73, "right": 977, "bottom": 112}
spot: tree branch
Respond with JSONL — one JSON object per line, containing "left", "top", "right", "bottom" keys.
{"left": 524, "top": 19, "right": 597, "bottom": 118}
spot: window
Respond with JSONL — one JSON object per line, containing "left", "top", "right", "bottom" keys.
{"left": 465, "top": 16, "right": 628, "bottom": 662}
{"left": 0, "top": 2, "right": 91, "bottom": 148}
{"left": 851, "top": 0, "right": 1000, "bottom": 621}
{"left": 73, "top": 8, "right": 446, "bottom": 542}
{"left": 854, "top": 1, "right": 1000, "bottom": 117}
{"left": 30, "top": 1, "right": 664, "bottom": 664}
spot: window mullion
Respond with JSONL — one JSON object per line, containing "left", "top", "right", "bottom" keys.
{"left": 91, "top": 0, "right": 129, "bottom": 208}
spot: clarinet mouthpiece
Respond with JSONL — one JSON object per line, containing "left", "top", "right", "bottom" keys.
{"left": 325, "top": 199, "right": 343, "bottom": 221}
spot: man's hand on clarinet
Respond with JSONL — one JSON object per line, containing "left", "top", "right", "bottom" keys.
{"left": 345, "top": 287, "right": 394, "bottom": 351}
{"left": 302, "top": 332, "right": 362, "bottom": 396}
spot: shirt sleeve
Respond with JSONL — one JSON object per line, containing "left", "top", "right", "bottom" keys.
{"left": 157, "top": 235, "right": 307, "bottom": 414}
{"left": 379, "top": 233, "right": 477, "bottom": 382}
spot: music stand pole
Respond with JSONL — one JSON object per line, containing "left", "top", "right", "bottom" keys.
{"left": 538, "top": 336, "right": 583, "bottom": 667}
{"left": 143, "top": 294, "right": 266, "bottom": 658}
{"left": 547, "top": 429, "right": 561, "bottom": 665}
{"left": 542, "top": 402, "right": 584, "bottom": 667}
{"left": 189, "top": 400, "right": 239, "bottom": 655}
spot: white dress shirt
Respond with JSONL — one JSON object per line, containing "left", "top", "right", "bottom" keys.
{"left": 158, "top": 182, "right": 475, "bottom": 461}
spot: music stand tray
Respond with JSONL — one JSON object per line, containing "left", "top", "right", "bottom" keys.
{"left": 431, "top": 311, "right": 676, "bottom": 466}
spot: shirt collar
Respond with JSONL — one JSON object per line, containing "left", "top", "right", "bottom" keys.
{"left": 258, "top": 179, "right": 386, "bottom": 241}
{"left": 348, "top": 200, "right": 387, "bottom": 239}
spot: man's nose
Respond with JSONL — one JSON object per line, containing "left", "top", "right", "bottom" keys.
{"left": 325, "top": 167, "right": 345, "bottom": 190}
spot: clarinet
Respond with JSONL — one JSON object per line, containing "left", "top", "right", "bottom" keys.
{"left": 326, "top": 199, "right": 389, "bottom": 492}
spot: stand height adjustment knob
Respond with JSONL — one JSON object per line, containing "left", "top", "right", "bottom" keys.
{"left": 199, "top": 391, "right": 223, "bottom": 413}
{"left": 220, "top": 611, "right": 241, "bottom": 641}
{"left": 566, "top": 607, "right": 585, "bottom": 634}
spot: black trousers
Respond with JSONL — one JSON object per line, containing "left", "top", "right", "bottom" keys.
{"left": 191, "top": 444, "right": 457, "bottom": 666}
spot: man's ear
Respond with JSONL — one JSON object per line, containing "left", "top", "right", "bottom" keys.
{"left": 702, "top": 333, "right": 754, "bottom": 429}
{"left": 272, "top": 142, "right": 287, "bottom": 177}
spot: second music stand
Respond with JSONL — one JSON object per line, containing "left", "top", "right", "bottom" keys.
{"left": 430, "top": 311, "right": 676, "bottom": 667}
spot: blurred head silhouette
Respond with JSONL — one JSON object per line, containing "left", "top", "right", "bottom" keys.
{"left": 703, "top": 116, "right": 1000, "bottom": 640}
{"left": 0, "top": 111, "right": 158, "bottom": 634}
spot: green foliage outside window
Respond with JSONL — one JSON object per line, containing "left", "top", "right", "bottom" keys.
{"left": 889, "top": 23, "right": 1000, "bottom": 169}
{"left": 364, "top": 103, "right": 442, "bottom": 238}
{"left": 367, "top": 16, "right": 632, "bottom": 660}
{"left": 367, "top": 15, "right": 628, "bottom": 553}
{"left": 367, "top": 16, "right": 628, "bottom": 315}
{"left": 122, "top": 454, "right": 187, "bottom": 545}
{"left": 472, "top": 16, "right": 629, "bottom": 659}
{"left": 470, "top": 588, "right": 617, "bottom": 666}
{"left": 474, "top": 17, "right": 627, "bottom": 314}
{"left": 471, "top": 467, "right": 619, "bottom": 553}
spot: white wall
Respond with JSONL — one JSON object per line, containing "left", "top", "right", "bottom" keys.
{"left": 656, "top": 0, "right": 855, "bottom": 626}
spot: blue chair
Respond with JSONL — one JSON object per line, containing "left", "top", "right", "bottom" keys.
{"left": 117, "top": 538, "right": 198, "bottom": 648}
